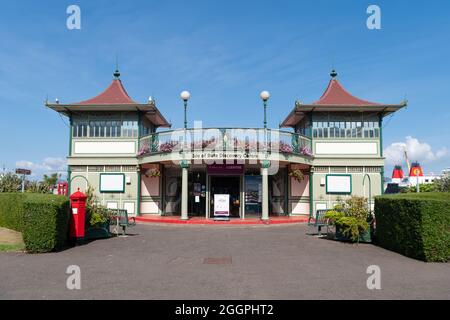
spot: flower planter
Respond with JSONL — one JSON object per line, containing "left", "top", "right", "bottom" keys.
{"left": 84, "top": 221, "right": 111, "bottom": 240}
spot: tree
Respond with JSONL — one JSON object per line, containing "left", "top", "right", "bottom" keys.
{"left": 435, "top": 176, "right": 450, "bottom": 192}
{"left": 43, "top": 173, "right": 58, "bottom": 187}
{"left": 0, "top": 173, "right": 22, "bottom": 192}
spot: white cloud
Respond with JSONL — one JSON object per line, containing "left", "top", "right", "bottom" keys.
{"left": 15, "top": 157, "right": 67, "bottom": 178}
{"left": 384, "top": 136, "right": 449, "bottom": 166}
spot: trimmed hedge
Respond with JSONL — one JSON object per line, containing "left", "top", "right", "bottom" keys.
{"left": 0, "top": 193, "right": 25, "bottom": 231}
{"left": 375, "top": 193, "right": 450, "bottom": 262}
{"left": 0, "top": 193, "right": 70, "bottom": 253}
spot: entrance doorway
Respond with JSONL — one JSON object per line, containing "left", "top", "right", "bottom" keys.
{"left": 188, "top": 170, "right": 206, "bottom": 216}
{"left": 210, "top": 176, "right": 241, "bottom": 218}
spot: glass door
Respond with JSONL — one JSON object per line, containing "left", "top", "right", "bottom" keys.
{"left": 244, "top": 175, "right": 262, "bottom": 217}
{"left": 210, "top": 176, "right": 241, "bottom": 218}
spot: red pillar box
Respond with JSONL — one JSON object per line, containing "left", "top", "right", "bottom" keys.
{"left": 69, "top": 188, "right": 87, "bottom": 241}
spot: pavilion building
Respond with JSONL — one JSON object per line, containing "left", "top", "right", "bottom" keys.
{"left": 47, "top": 69, "right": 406, "bottom": 220}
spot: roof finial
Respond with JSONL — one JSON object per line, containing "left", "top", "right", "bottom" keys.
{"left": 330, "top": 69, "right": 338, "bottom": 78}
{"left": 113, "top": 54, "right": 120, "bottom": 79}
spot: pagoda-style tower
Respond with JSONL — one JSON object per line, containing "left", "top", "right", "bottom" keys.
{"left": 46, "top": 70, "right": 170, "bottom": 216}
{"left": 281, "top": 70, "right": 407, "bottom": 215}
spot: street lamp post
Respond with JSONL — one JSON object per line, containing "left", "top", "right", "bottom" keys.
{"left": 179, "top": 90, "right": 190, "bottom": 221}
{"left": 259, "top": 91, "right": 270, "bottom": 222}
{"left": 260, "top": 91, "right": 270, "bottom": 129}
{"left": 180, "top": 90, "right": 190, "bottom": 130}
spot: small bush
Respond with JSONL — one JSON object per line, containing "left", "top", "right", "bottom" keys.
{"left": 325, "top": 196, "right": 371, "bottom": 242}
{"left": 22, "top": 195, "right": 70, "bottom": 253}
{"left": 0, "top": 193, "right": 25, "bottom": 231}
{"left": 375, "top": 193, "right": 450, "bottom": 262}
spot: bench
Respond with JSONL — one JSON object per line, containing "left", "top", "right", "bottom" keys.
{"left": 109, "top": 209, "right": 136, "bottom": 236}
{"left": 307, "top": 209, "right": 332, "bottom": 236}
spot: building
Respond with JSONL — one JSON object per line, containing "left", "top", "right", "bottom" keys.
{"left": 46, "top": 69, "right": 406, "bottom": 220}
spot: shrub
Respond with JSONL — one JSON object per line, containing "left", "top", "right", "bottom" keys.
{"left": 325, "top": 196, "right": 371, "bottom": 242}
{"left": 22, "top": 194, "right": 70, "bottom": 253}
{"left": 0, "top": 193, "right": 25, "bottom": 231}
{"left": 375, "top": 193, "right": 450, "bottom": 262}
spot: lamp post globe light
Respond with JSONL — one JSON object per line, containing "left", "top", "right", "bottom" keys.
{"left": 260, "top": 90, "right": 270, "bottom": 129}
{"left": 180, "top": 90, "right": 190, "bottom": 129}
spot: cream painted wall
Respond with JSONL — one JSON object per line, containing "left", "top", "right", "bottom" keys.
{"left": 291, "top": 202, "right": 309, "bottom": 215}
{"left": 290, "top": 176, "right": 309, "bottom": 197}
{"left": 141, "top": 201, "right": 160, "bottom": 214}
{"left": 141, "top": 175, "right": 160, "bottom": 196}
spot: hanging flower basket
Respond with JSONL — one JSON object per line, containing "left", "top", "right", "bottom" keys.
{"left": 289, "top": 169, "right": 304, "bottom": 182}
{"left": 144, "top": 168, "right": 161, "bottom": 178}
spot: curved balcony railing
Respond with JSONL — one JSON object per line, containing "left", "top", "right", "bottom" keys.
{"left": 138, "top": 128, "right": 312, "bottom": 157}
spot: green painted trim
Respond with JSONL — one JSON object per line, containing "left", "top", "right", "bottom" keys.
{"left": 261, "top": 160, "right": 271, "bottom": 168}
{"left": 70, "top": 174, "right": 89, "bottom": 186}
{"left": 325, "top": 174, "right": 352, "bottom": 194}
{"left": 138, "top": 112, "right": 141, "bottom": 136}
{"left": 99, "top": 173, "right": 125, "bottom": 193}
{"left": 180, "top": 160, "right": 189, "bottom": 168}
{"left": 379, "top": 116, "right": 384, "bottom": 195}
{"left": 284, "top": 167, "right": 289, "bottom": 215}
{"left": 309, "top": 170, "right": 313, "bottom": 218}
{"left": 67, "top": 169, "right": 72, "bottom": 195}
{"left": 379, "top": 115, "right": 383, "bottom": 157}
{"left": 68, "top": 115, "right": 73, "bottom": 194}
{"left": 69, "top": 115, "right": 73, "bottom": 156}
{"left": 137, "top": 168, "right": 141, "bottom": 216}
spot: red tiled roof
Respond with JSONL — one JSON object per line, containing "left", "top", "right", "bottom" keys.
{"left": 312, "top": 79, "right": 381, "bottom": 106}
{"left": 76, "top": 79, "right": 137, "bottom": 105}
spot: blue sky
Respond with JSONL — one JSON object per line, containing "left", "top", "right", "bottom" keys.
{"left": 0, "top": 0, "right": 449, "bottom": 178}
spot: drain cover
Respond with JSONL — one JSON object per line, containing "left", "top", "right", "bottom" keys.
{"left": 203, "top": 257, "right": 232, "bottom": 265}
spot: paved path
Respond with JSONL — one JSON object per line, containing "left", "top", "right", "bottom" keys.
{"left": 0, "top": 223, "right": 449, "bottom": 299}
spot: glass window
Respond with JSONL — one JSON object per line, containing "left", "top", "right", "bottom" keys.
{"left": 105, "top": 121, "right": 111, "bottom": 137}
{"left": 357, "top": 126, "right": 362, "bottom": 138}
{"left": 132, "top": 121, "right": 138, "bottom": 137}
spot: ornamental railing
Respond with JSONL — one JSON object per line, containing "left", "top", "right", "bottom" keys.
{"left": 138, "top": 128, "right": 312, "bottom": 157}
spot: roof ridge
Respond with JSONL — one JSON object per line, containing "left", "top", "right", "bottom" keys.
{"left": 312, "top": 79, "right": 381, "bottom": 106}
{"left": 74, "top": 79, "right": 138, "bottom": 105}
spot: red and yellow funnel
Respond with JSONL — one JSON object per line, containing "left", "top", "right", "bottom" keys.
{"left": 409, "top": 162, "right": 423, "bottom": 177}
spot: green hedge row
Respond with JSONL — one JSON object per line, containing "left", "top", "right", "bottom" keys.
{"left": 0, "top": 193, "right": 70, "bottom": 253}
{"left": 375, "top": 193, "right": 450, "bottom": 262}
{"left": 0, "top": 193, "right": 25, "bottom": 231}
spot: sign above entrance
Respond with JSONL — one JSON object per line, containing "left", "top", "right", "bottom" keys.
{"left": 207, "top": 164, "right": 244, "bottom": 175}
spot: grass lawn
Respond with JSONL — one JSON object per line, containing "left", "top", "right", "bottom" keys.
{"left": 0, "top": 227, "right": 25, "bottom": 252}
{"left": 0, "top": 243, "right": 25, "bottom": 252}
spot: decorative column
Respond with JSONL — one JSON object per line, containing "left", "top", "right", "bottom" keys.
{"left": 180, "top": 160, "right": 189, "bottom": 220}
{"left": 261, "top": 160, "right": 270, "bottom": 221}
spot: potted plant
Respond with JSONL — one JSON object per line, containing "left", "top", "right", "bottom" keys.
{"left": 84, "top": 186, "right": 112, "bottom": 240}
{"left": 325, "top": 196, "right": 371, "bottom": 243}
